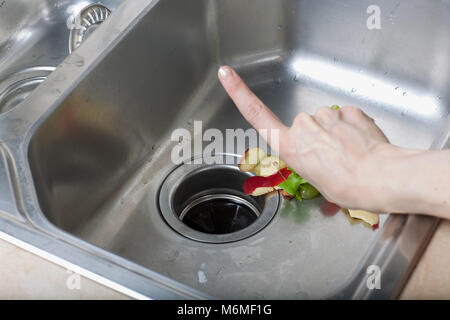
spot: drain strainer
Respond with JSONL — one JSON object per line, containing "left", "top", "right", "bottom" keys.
{"left": 159, "top": 154, "right": 279, "bottom": 243}
{"left": 0, "top": 66, "right": 55, "bottom": 114}
{"left": 180, "top": 194, "right": 259, "bottom": 234}
{"left": 69, "top": 4, "right": 111, "bottom": 53}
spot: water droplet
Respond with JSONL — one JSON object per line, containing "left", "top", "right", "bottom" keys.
{"left": 277, "top": 25, "right": 283, "bottom": 30}
{"left": 403, "top": 91, "right": 407, "bottom": 96}
{"left": 395, "top": 86, "right": 399, "bottom": 90}
{"left": 401, "top": 110, "right": 408, "bottom": 116}
{"left": 273, "top": 76, "right": 281, "bottom": 85}
{"left": 351, "top": 88, "right": 356, "bottom": 93}
{"left": 293, "top": 73, "right": 300, "bottom": 82}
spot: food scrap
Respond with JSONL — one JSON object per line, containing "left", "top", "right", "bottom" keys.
{"left": 238, "top": 147, "right": 318, "bottom": 201}
{"left": 344, "top": 209, "right": 379, "bottom": 229}
{"left": 238, "top": 146, "right": 379, "bottom": 229}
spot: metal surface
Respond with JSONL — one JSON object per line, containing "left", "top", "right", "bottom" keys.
{"left": 0, "top": 0, "right": 448, "bottom": 299}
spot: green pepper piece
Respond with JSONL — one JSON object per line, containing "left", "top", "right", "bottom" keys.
{"left": 278, "top": 168, "right": 307, "bottom": 197}
{"left": 294, "top": 190, "right": 303, "bottom": 202}
{"left": 299, "top": 183, "right": 320, "bottom": 200}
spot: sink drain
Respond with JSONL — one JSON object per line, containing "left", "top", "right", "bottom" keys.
{"left": 0, "top": 67, "right": 55, "bottom": 114}
{"left": 69, "top": 4, "right": 111, "bottom": 53}
{"left": 159, "top": 154, "right": 279, "bottom": 243}
{"left": 181, "top": 194, "right": 259, "bottom": 234}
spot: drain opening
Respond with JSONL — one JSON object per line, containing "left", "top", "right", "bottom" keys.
{"left": 159, "top": 154, "right": 279, "bottom": 243}
{"left": 69, "top": 4, "right": 112, "bottom": 53}
{"left": 180, "top": 194, "right": 259, "bottom": 234}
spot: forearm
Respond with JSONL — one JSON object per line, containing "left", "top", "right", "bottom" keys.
{"left": 378, "top": 145, "right": 450, "bottom": 218}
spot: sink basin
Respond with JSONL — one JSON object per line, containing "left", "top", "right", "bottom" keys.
{"left": 0, "top": 0, "right": 448, "bottom": 299}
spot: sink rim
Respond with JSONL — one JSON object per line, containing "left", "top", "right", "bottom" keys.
{"left": 0, "top": 0, "right": 446, "bottom": 299}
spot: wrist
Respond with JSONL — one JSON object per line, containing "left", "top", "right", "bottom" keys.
{"left": 357, "top": 143, "right": 420, "bottom": 213}
{"left": 365, "top": 143, "right": 427, "bottom": 214}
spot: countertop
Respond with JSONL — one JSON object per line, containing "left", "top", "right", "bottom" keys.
{"left": 0, "top": 219, "right": 449, "bottom": 299}
{"left": 400, "top": 219, "right": 450, "bottom": 299}
{"left": 0, "top": 237, "right": 128, "bottom": 299}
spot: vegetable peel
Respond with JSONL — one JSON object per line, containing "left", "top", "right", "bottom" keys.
{"left": 345, "top": 209, "right": 380, "bottom": 227}
{"left": 243, "top": 167, "right": 292, "bottom": 195}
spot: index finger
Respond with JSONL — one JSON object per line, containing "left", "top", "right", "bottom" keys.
{"left": 218, "top": 66, "right": 288, "bottom": 137}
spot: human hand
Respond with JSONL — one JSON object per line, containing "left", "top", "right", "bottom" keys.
{"left": 218, "top": 65, "right": 398, "bottom": 212}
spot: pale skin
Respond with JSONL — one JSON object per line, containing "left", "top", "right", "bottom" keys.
{"left": 218, "top": 66, "right": 450, "bottom": 219}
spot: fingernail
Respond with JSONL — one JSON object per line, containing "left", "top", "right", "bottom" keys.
{"left": 218, "top": 66, "right": 230, "bottom": 79}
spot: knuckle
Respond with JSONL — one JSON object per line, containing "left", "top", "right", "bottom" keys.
{"left": 316, "top": 106, "right": 333, "bottom": 118}
{"left": 244, "top": 101, "right": 264, "bottom": 120}
{"left": 341, "top": 106, "right": 359, "bottom": 111}
{"left": 341, "top": 106, "right": 363, "bottom": 116}
{"left": 293, "top": 112, "right": 311, "bottom": 125}
{"left": 341, "top": 106, "right": 370, "bottom": 123}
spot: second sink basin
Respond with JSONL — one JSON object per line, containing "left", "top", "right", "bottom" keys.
{"left": 0, "top": 0, "right": 123, "bottom": 114}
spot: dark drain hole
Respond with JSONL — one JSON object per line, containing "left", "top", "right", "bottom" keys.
{"left": 180, "top": 195, "right": 259, "bottom": 234}
{"left": 160, "top": 162, "right": 279, "bottom": 243}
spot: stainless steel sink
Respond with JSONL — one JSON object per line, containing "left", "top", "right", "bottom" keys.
{"left": 0, "top": 0, "right": 449, "bottom": 299}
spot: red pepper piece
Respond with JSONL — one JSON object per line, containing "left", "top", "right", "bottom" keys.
{"left": 243, "top": 168, "right": 292, "bottom": 195}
